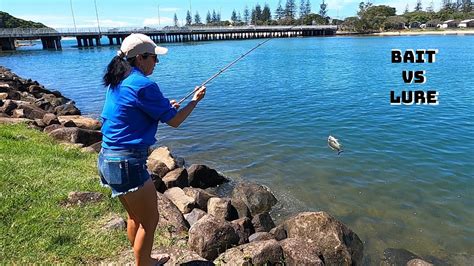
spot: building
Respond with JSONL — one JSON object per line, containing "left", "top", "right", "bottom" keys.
{"left": 459, "top": 19, "right": 474, "bottom": 28}
{"left": 441, "top": 20, "right": 459, "bottom": 28}
{"left": 425, "top": 19, "right": 442, "bottom": 28}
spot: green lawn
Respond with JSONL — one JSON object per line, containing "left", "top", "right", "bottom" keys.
{"left": 0, "top": 123, "right": 130, "bottom": 263}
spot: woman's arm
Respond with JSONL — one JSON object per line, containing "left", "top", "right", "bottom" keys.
{"left": 166, "top": 86, "right": 206, "bottom": 128}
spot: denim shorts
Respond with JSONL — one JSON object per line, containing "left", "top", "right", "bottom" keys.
{"left": 98, "top": 147, "right": 150, "bottom": 197}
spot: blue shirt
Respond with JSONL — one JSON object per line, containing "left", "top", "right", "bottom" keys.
{"left": 101, "top": 68, "right": 177, "bottom": 150}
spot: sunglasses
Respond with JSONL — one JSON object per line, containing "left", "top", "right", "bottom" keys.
{"left": 142, "top": 53, "right": 158, "bottom": 62}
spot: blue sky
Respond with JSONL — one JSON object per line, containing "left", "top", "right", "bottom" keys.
{"left": 1, "top": 0, "right": 442, "bottom": 29}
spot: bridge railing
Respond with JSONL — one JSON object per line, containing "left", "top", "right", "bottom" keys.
{"left": 1, "top": 25, "right": 338, "bottom": 38}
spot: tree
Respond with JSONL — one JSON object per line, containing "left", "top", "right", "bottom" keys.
{"left": 462, "top": 0, "right": 472, "bottom": 12}
{"left": 237, "top": 12, "right": 242, "bottom": 23}
{"left": 243, "top": 5, "right": 250, "bottom": 24}
{"left": 405, "top": 4, "right": 410, "bottom": 14}
{"left": 262, "top": 4, "right": 272, "bottom": 22}
{"left": 206, "top": 11, "right": 212, "bottom": 24}
{"left": 300, "top": 0, "right": 307, "bottom": 18}
{"left": 319, "top": 0, "right": 328, "bottom": 18}
{"left": 194, "top": 12, "right": 201, "bottom": 25}
{"left": 302, "top": 13, "right": 327, "bottom": 24}
{"left": 414, "top": 0, "right": 423, "bottom": 11}
{"left": 426, "top": 1, "right": 435, "bottom": 12}
{"left": 186, "top": 10, "right": 192, "bottom": 25}
{"left": 255, "top": 4, "right": 263, "bottom": 21}
{"left": 212, "top": 10, "right": 218, "bottom": 22}
{"left": 173, "top": 13, "right": 179, "bottom": 27}
{"left": 231, "top": 9, "right": 238, "bottom": 23}
{"left": 384, "top": 16, "right": 407, "bottom": 30}
{"left": 275, "top": 0, "right": 285, "bottom": 20}
{"left": 360, "top": 5, "right": 396, "bottom": 31}
{"left": 285, "top": 0, "right": 297, "bottom": 20}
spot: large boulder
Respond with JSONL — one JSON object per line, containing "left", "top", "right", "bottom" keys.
{"left": 380, "top": 248, "right": 422, "bottom": 266}
{"left": 251, "top": 211, "right": 275, "bottom": 232}
{"left": 58, "top": 115, "right": 101, "bottom": 130}
{"left": 214, "top": 239, "right": 283, "bottom": 265}
{"left": 156, "top": 192, "right": 189, "bottom": 234}
{"left": 184, "top": 208, "right": 207, "bottom": 227}
{"left": 183, "top": 187, "right": 217, "bottom": 212}
{"left": 188, "top": 214, "right": 239, "bottom": 261}
{"left": 162, "top": 167, "right": 188, "bottom": 189}
{"left": 0, "top": 99, "right": 18, "bottom": 115}
{"left": 269, "top": 224, "right": 287, "bottom": 241}
{"left": 187, "top": 164, "right": 229, "bottom": 189}
{"left": 163, "top": 187, "right": 195, "bottom": 214}
{"left": 17, "top": 102, "right": 47, "bottom": 120}
{"left": 48, "top": 127, "right": 102, "bottom": 146}
{"left": 284, "top": 211, "right": 363, "bottom": 265}
{"left": 230, "top": 198, "right": 251, "bottom": 219}
{"left": 231, "top": 217, "right": 254, "bottom": 245}
{"left": 43, "top": 124, "right": 63, "bottom": 133}
{"left": 42, "top": 113, "right": 60, "bottom": 126}
{"left": 207, "top": 197, "right": 232, "bottom": 221}
{"left": 280, "top": 238, "right": 324, "bottom": 265}
{"left": 0, "top": 117, "right": 33, "bottom": 124}
{"left": 231, "top": 182, "right": 277, "bottom": 216}
{"left": 148, "top": 147, "right": 178, "bottom": 177}
{"left": 54, "top": 102, "right": 81, "bottom": 116}
{"left": 248, "top": 232, "right": 274, "bottom": 243}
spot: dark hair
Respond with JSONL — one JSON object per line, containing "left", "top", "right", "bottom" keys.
{"left": 103, "top": 56, "right": 138, "bottom": 87}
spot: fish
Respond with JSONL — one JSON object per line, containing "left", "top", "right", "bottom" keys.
{"left": 328, "top": 135, "right": 343, "bottom": 155}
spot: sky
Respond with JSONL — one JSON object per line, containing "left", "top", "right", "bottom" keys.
{"left": 1, "top": 0, "right": 444, "bottom": 29}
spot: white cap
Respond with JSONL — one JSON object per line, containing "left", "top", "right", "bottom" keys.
{"left": 118, "top": 33, "right": 168, "bottom": 58}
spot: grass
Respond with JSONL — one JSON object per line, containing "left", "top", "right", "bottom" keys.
{"left": 0, "top": 123, "right": 173, "bottom": 264}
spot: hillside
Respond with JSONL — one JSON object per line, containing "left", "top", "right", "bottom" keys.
{"left": 0, "top": 11, "right": 48, "bottom": 28}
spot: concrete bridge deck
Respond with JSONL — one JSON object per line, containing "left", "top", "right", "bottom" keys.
{"left": 0, "top": 25, "right": 338, "bottom": 51}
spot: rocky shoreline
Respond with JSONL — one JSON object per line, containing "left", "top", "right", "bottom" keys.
{"left": 1, "top": 66, "right": 438, "bottom": 265}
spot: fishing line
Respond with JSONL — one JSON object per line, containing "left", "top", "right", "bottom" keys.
{"left": 177, "top": 25, "right": 299, "bottom": 105}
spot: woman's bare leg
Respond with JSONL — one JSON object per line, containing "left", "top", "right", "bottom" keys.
{"left": 119, "top": 179, "right": 162, "bottom": 265}
{"left": 119, "top": 196, "right": 139, "bottom": 246}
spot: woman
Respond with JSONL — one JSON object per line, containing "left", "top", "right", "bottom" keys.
{"left": 98, "top": 33, "right": 205, "bottom": 265}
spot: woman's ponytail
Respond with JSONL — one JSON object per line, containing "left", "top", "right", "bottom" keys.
{"left": 103, "top": 54, "right": 131, "bottom": 87}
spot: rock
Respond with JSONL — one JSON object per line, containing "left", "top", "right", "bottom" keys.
{"left": 231, "top": 182, "right": 277, "bottom": 216}
{"left": 280, "top": 238, "right": 324, "bottom": 265}
{"left": 43, "top": 124, "right": 62, "bottom": 133}
{"left": 0, "top": 92, "right": 8, "bottom": 99}
{"left": 48, "top": 127, "right": 102, "bottom": 146}
{"left": 102, "top": 216, "right": 126, "bottom": 230}
{"left": 158, "top": 247, "right": 212, "bottom": 265}
{"left": 0, "top": 117, "right": 33, "bottom": 124}
{"left": 249, "top": 232, "right": 274, "bottom": 242}
{"left": 407, "top": 259, "right": 434, "bottom": 266}
{"left": 252, "top": 212, "right": 275, "bottom": 232}
{"left": 230, "top": 198, "right": 251, "bottom": 219}
{"left": 156, "top": 192, "right": 189, "bottom": 234}
{"left": 54, "top": 102, "right": 81, "bottom": 116}
{"left": 207, "top": 197, "right": 232, "bottom": 221}
{"left": 151, "top": 174, "right": 167, "bottom": 193}
{"left": 284, "top": 211, "right": 363, "bottom": 266}
{"left": 42, "top": 113, "right": 60, "bottom": 126}
{"left": 0, "top": 113, "right": 8, "bottom": 118}
{"left": 164, "top": 187, "right": 195, "bottom": 214}
{"left": 381, "top": 248, "right": 422, "bottom": 266}
{"left": 183, "top": 187, "right": 216, "bottom": 212}
{"left": 67, "top": 191, "right": 103, "bottom": 205}
{"left": 155, "top": 192, "right": 189, "bottom": 234}
{"left": 214, "top": 239, "right": 283, "bottom": 265}
{"left": 162, "top": 167, "right": 189, "bottom": 189}
{"left": 82, "top": 141, "right": 102, "bottom": 153}
{"left": 231, "top": 217, "right": 254, "bottom": 245}
{"left": 62, "top": 120, "right": 77, "bottom": 127}
{"left": 176, "top": 156, "right": 185, "bottom": 168}
{"left": 0, "top": 100, "right": 18, "bottom": 115}
{"left": 58, "top": 115, "right": 101, "bottom": 130}
{"left": 147, "top": 147, "right": 178, "bottom": 178}
{"left": 187, "top": 164, "right": 229, "bottom": 189}
{"left": 11, "top": 109, "right": 25, "bottom": 118}
{"left": 34, "top": 118, "right": 46, "bottom": 128}
{"left": 188, "top": 214, "right": 239, "bottom": 261}
{"left": 28, "top": 84, "right": 49, "bottom": 94}
{"left": 16, "top": 102, "right": 47, "bottom": 120}
{"left": 184, "top": 208, "right": 207, "bottom": 227}
{"left": 269, "top": 224, "right": 287, "bottom": 241}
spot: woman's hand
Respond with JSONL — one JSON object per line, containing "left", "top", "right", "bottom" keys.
{"left": 192, "top": 86, "right": 206, "bottom": 102}
{"left": 170, "top": 100, "right": 180, "bottom": 109}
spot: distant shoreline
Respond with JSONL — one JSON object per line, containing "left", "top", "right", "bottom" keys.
{"left": 336, "top": 29, "right": 474, "bottom": 36}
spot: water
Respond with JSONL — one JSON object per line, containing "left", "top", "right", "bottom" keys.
{"left": 1, "top": 35, "right": 473, "bottom": 264}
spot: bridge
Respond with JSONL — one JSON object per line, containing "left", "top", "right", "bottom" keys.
{"left": 0, "top": 25, "right": 338, "bottom": 51}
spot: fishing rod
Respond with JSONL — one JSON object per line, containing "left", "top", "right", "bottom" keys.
{"left": 177, "top": 25, "right": 300, "bottom": 105}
